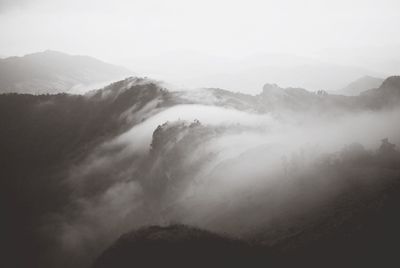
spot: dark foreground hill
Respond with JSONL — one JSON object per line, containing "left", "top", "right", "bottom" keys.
{"left": 94, "top": 184, "right": 400, "bottom": 268}
{"left": 92, "top": 225, "right": 273, "bottom": 268}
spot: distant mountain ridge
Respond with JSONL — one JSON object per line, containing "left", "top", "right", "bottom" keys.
{"left": 336, "top": 75, "right": 384, "bottom": 96}
{"left": 129, "top": 52, "right": 380, "bottom": 93}
{"left": 178, "top": 76, "right": 400, "bottom": 113}
{"left": 0, "top": 50, "right": 132, "bottom": 94}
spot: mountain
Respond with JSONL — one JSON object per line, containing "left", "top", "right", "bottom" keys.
{"left": 1, "top": 76, "right": 400, "bottom": 268}
{"left": 369, "top": 75, "right": 400, "bottom": 95}
{"left": 126, "top": 52, "right": 379, "bottom": 94}
{"left": 94, "top": 159, "right": 400, "bottom": 268}
{"left": 258, "top": 83, "right": 323, "bottom": 112}
{"left": 0, "top": 50, "right": 132, "bottom": 94}
{"left": 360, "top": 76, "right": 400, "bottom": 101}
{"left": 199, "top": 62, "right": 377, "bottom": 94}
{"left": 93, "top": 117, "right": 400, "bottom": 268}
{"left": 336, "top": 75, "right": 384, "bottom": 96}
{"left": 0, "top": 77, "right": 168, "bottom": 268}
{"left": 92, "top": 225, "right": 267, "bottom": 268}
{"left": 259, "top": 77, "right": 400, "bottom": 112}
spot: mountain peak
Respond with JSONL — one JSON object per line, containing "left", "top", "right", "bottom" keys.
{"left": 40, "top": 49, "right": 66, "bottom": 55}
{"left": 262, "top": 83, "right": 285, "bottom": 97}
{"left": 20, "top": 50, "right": 71, "bottom": 59}
{"left": 380, "top": 76, "right": 400, "bottom": 90}
{"left": 0, "top": 51, "right": 132, "bottom": 94}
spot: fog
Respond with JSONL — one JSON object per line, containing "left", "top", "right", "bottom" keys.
{"left": 1, "top": 0, "right": 400, "bottom": 93}
{"left": 48, "top": 94, "right": 400, "bottom": 266}
{"left": 1, "top": 1, "right": 400, "bottom": 266}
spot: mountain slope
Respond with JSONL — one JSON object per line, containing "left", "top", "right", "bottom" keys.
{"left": 359, "top": 76, "right": 400, "bottom": 108}
{"left": 0, "top": 50, "right": 132, "bottom": 94}
{"left": 336, "top": 75, "right": 384, "bottom": 96}
{"left": 0, "top": 77, "right": 169, "bottom": 268}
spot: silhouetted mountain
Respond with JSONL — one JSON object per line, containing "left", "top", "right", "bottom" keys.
{"left": 0, "top": 50, "right": 132, "bottom": 94}
{"left": 0, "top": 77, "right": 169, "bottom": 268}
{"left": 336, "top": 75, "right": 384, "bottom": 96}
{"left": 92, "top": 225, "right": 271, "bottom": 268}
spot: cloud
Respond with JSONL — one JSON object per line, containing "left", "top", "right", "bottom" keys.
{"left": 0, "top": 0, "right": 36, "bottom": 13}
{"left": 52, "top": 101, "right": 400, "bottom": 266}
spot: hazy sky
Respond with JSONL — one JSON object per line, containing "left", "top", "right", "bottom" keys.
{"left": 0, "top": 0, "right": 399, "bottom": 92}
{"left": 1, "top": 0, "right": 399, "bottom": 60}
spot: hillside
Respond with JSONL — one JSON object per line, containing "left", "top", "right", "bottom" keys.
{"left": 0, "top": 78, "right": 169, "bottom": 268}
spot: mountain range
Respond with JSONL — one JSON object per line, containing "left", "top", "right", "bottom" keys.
{"left": 1, "top": 75, "right": 400, "bottom": 267}
{"left": 127, "top": 52, "right": 381, "bottom": 93}
{"left": 1, "top": 62, "right": 400, "bottom": 268}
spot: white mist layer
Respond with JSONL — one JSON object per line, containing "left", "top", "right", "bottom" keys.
{"left": 59, "top": 103, "right": 400, "bottom": 264}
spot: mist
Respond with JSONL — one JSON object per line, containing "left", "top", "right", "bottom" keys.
{"left": 1, "top": 1, "right": 400, "bottom": 267}
{"left": 49, "top": 91, "right": 400, "bottom": 266}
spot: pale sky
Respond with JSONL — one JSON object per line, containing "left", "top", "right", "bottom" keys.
{"left": 1, "top": 0, "right": 399, "bottom": 58}
{"left": 0, "top": 0, "right": 399, "bottom": 91}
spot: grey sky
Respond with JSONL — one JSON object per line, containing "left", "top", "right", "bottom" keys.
{"left": 1, "top": 0, "right": 399, "bottom": 57}
{"left": 0, "top": 0, "right": 399, "bottom": 91}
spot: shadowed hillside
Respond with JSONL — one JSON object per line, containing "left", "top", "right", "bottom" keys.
{"left": 0, "top": 78, "right": 169, "bottom": 268}
{"left": 93, "top": 225, "right": 273, "bottom": 268}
